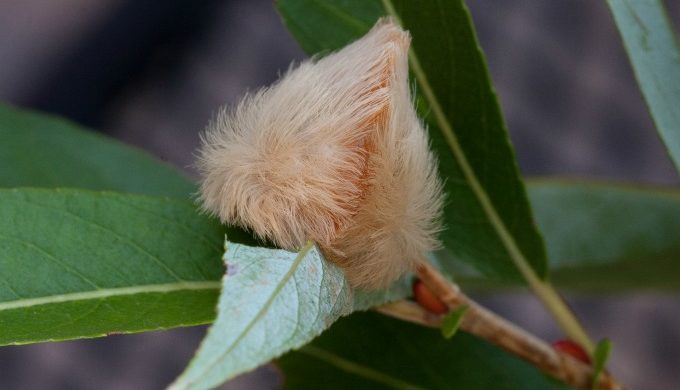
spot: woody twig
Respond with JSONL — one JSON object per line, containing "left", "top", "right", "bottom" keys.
{"left": 376, "top": 261, "right": 627, "bottom": 390}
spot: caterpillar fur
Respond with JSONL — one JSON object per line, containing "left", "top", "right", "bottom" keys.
{"left": 196, "top": 18, "right": 444, "bottom": 289}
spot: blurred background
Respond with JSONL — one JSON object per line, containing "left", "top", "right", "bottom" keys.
{"left": 0, "top": 0, "right": 678, "bottom": 388}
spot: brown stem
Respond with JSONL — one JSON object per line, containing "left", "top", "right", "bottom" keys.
{"left": 377, "top": 261, "right": 627, "bottom": 390}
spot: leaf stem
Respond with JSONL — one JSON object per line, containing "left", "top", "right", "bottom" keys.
{"left": 381, "top": 0, "right": 593, "bottom": 350}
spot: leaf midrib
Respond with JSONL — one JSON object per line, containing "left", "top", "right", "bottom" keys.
{"left": 0, "top": 281, "right": 221, "bottom": 311}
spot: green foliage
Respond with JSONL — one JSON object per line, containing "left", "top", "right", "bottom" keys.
{"left": 532, "top": 181, "right": 680, "bottom": 290}
{"left": 607, "top": 0, "right": 680, "bottom": 171}
{"left": 277, "top": 312, "right": 570, "bottom": 390}
{"left": 0, "top": 189, "right": 223, "bottom": 345}
{"left": 0, "top": 104, "right": 194, "bottom": 197}
{"left": 441, "top": 180, "right": 680, "bottom": 290}
{"left": 277, "top": 0, "right": 548, "bottom": 283}
{"left": 172, "top": 241, "right": 410, "bottom": 390}
{"left": 0, "top": 0, "right": 678, "bottom": 389}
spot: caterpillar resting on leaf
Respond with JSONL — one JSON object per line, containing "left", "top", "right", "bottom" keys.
{"left": 197, "top": 18, "right": 444, "bottom": 289}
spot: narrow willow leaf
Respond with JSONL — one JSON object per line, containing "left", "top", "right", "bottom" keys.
{"left": 607, "top": 0, "right": 680, "bottom": 171}
{"left": 278, "top": 312, "right": 570, "bottom": 390}
{"left": 531, "top": 180, "right": 680, "bottom": 290}
{"left": 0, "top": 104, "right": 194, "bottom": 197}
{"left": 277, "top": 0, "right": 548, "bottom": 284}
{"left": 445, "top": 180, "right": 680, "bottom": 290}
{"left": 591, "top": 339, "right": 612, "bottom": 388}
{"left": 441, "top": 305, "right": 468, "bottom": 339}
{"left": 171, "top": 241, "right": 409, "bottom": 390}
{"left": 0, "top": 189, "right": 224, "bottom": 345}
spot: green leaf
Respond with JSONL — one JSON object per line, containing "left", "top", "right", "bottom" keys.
{"left": 591, "top": 339, "right": 612, "bottom": 389}
{"left": 0, "top": 188, "right": 224, "bottom": 345}
{"left": 171, "top": 241, "right": 410, "bottom": 390}
{"left": 607, "top": 0, "right": 680, "bottom": 171}
{"left": 277, "top": 311, "right": 570, "bottom": 390}
{"left": 446, "top": 180, "right": 680, "bottom": 290}
{"left": 441, "top": 305, "right": 468, "bottom": 339}
{"left": 0, "top": 104, "right": 195, "bottom": 197}
{"left": 531, "top": 180, "right": 680, "bottom": 290}
{"left": 277, "top": 0, "right": 548, "bottom": 283}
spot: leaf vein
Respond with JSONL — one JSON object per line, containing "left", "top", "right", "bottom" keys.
{"left": 0, "top": 232, "right": 100, "bottom": 289}
{"left": 0, "top": 281, "right": 220, "bottom": 311}
{"left": 177, "top": 241, "right": 316, "bottom": 387}
{"left": 15, "top": 197, "right": 185, "bottom": 282}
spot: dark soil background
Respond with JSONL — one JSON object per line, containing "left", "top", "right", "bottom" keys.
{"left": 0, "top": 0, "right": 678, "bottom": 389}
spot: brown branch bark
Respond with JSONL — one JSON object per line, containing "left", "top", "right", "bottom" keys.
{"left": 377, "top": 261, "right": 627, "bottom": 390}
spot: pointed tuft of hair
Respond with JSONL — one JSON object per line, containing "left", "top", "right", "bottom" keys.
{"left": 197, "top": 19, "right": 444, "bottom": 289}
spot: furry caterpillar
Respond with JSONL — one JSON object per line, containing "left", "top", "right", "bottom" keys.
{"left": 197, "top": 19, "right": 444, "bottom": 289}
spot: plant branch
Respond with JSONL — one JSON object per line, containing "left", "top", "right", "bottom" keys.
{"left": 377, "top": 261, "right": 626, "bottom": 390}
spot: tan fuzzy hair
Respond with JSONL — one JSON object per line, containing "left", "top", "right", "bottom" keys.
{"left": 197, "top": 19, "right": 444, "bottom": 289}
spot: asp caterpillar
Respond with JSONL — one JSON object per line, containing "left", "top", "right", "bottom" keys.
{"left": 197, "top": 19, "right": 443, "bottom": 289}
